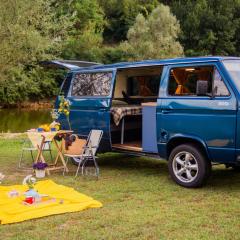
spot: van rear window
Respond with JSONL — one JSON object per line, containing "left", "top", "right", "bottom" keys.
{"left": 71, "top": 72, "right": 112, "bottom": 96}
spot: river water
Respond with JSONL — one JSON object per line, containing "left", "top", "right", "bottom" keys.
{"left": 0, "top": 109, "right": 52, "bottom": 133}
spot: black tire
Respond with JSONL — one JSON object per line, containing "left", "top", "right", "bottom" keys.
{"left": 228, "top": 165, "right": 240, "bottom": 171}
{"left": 232, "top": 166, "right": 240, "bottom": 171}
{"left": 168, "top": 144, "right": 211, "bottom": 188}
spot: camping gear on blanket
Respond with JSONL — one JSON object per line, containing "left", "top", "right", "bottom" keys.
{"left": 0, "top": 180, "right": 102, "bottom": 224}
{"left": 21, "top": 175, "right": 53, "bottom": 205}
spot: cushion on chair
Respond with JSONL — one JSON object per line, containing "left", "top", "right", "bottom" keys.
{"left": 63, "top": 138, "right": 87, "bottom": 156}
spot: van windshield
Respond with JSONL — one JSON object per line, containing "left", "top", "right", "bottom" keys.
{"left": 223, "top": 60, "right": 240, "bottom": 91}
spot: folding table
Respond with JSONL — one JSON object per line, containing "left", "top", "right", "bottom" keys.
{"left": 27, "top": 130, "right": 73, "bottom": 174}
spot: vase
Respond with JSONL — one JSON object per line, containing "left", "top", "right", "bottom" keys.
{"left": 35, "top": 169, "right": 45, "bottom": 178}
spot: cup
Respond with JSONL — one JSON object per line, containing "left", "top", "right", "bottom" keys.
{"left": 37, "top": 128, "right": 44, "bottom": 132}
{"left": 24, "top": 196, "right": 34, "bottom": 204}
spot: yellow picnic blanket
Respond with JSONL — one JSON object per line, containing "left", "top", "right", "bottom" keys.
{"left": 0, "top": 180, "right": 102, "bottom": 224}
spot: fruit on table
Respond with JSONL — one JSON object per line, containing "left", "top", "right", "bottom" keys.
{"left": 39, "top": 122, "right": 61, "bottom": 132}
{"left": 38, "top": 124, "right": 50, "bottom": 132}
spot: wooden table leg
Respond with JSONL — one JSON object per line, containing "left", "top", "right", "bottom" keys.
{"left": 53, "top": 144, "right": 61, "bottom": 166}
{"left": 58, "top": 139, "right": 69, "bottom": 172}
{"left": 34, "top": 135, "right": 50, "bottom": 175}
{"left": 51, "top": 139, "right": 69, "bottom": 173}
{"left": 35, "top": 135, "right": 46, "bottom": 163}
{"left": 35, "top": 148, "right": 41, "bottom": 164}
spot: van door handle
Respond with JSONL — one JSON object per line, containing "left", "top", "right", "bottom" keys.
{"left": 161, "top": 109, "right": 172, "bottom": 114}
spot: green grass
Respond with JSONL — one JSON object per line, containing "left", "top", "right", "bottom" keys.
{"left": 0, "top": 137, "right": 240, "bottom": 240}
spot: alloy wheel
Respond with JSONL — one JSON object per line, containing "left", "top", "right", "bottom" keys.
{"left": 172, "top": 151, "right": 199, "bottom": 183}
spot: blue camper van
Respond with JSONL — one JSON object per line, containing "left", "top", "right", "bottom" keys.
{"left": 49, "top": 57, "right": 240, "bottom": 187}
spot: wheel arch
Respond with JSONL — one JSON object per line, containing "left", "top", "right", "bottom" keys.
{"left": 166, "top": 134, "right": 211, "bottom": 162}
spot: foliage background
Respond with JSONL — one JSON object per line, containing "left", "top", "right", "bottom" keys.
{"left": 1, "top": 0, "right": 240, "bottom": 106}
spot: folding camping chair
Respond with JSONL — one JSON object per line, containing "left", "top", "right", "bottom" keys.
{"left": 18, "top": 138, "right": 53, "bottom": 169}
{"left": 63, "top": 130, "right": 103, "bottom": 178}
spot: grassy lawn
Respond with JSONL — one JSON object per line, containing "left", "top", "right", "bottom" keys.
{"left": 0, "top": 136, "right": 239, "bottom": 240}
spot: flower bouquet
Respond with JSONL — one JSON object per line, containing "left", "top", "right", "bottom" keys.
{"left": 23, "top": 175, "right": 36, "bottom": 190}
{"left": 51, "top": 96, "right": 71, "bottom": 130}
{"left": 33, "top": 162, "right": 48, "bottom": 178}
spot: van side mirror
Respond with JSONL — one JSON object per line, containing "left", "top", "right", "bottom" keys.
{"left": 196, "top": 80, "right": 209, "bottom": 96}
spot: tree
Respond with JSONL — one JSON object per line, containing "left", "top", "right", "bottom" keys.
{"left": 0, "top": 0, "right": 71, "bottom": 105}
{"left": 120, "top": 4, "right": 183, "bottom": 61}
{"left": 61, "top": 0, "right": 106, "bottom": 62}
{"left": 171, "top": 0, "right": 240, "bottom": 56}
{"left": 99, "top": 0, "right": 159, "bottom": 43}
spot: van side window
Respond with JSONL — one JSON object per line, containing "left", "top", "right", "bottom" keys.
{"left": 71, "top": 72, "right": 112, "bottom": 96}
{"left": 168, "top": 66, "right": 229, "bottom": 97}
{"left": 213, "top": 68, "right": 230, "bottom": 96}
